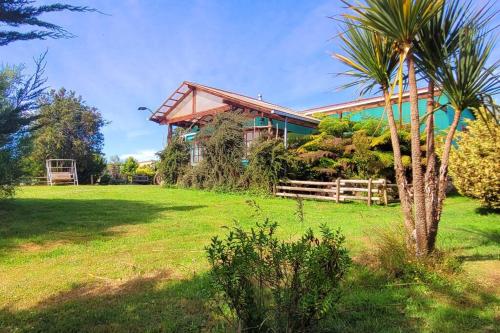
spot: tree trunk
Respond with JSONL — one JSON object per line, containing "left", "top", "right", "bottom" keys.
{"left": 383, "top": 89, "right": 415, "bottom": 239}
{"left": 407, "top": 52, "right": 428, "bottom": 256}
{"left": 427, "top": 107, "right": 462, "bottom": 250}
{"left": 424, "top": 80, "right": 438, "bottom": 249}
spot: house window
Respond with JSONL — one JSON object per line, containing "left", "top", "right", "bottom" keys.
{"left": 190, "top": 142, "right": 203, "bottom": 165}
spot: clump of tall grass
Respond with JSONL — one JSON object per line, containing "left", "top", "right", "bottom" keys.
{"left": 366, "top": 226, "right": 461, "bottom": 284}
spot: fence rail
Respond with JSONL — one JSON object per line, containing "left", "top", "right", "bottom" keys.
{"left": 274, "top": 178, "right": 399, "bottom": 206}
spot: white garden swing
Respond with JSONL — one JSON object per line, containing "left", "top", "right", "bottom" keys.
{"left": 46, "top": 159, "right": 79, "bottom": 186}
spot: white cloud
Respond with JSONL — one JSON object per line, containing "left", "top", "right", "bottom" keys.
{"left": 119, "top": 150, "right": 158, "bottom": 162}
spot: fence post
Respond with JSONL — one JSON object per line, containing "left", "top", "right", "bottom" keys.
{"left": 367, "top": 178, "right": 372, "bottom": 206}
{"left": 336, "top": 178, "right": 341, "bottom": 203}
{"left": 383, "top": 179, "right": 388, "bottom": 206}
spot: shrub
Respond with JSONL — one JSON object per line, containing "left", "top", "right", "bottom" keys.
{"left": 135, "top": 165, "right": 156, "bottom": 178}
{"left": 449, "top": 116, "right": 500, "bottom": 209}
{"left": 352, "top": 117, "right": 386, "bottom": 136}
{"left": 181, "top": 113, "right": 245, "bottom": 191}
{"left": 243, "top": 138, "right": 291, "bottom": 193}
{"left": 157, "top": 130, "right": 190, "bottom": 186}
{"left": 318, "top": 117, "right": 352, "bottom": 137}
{"left": 206, "top": 203, "right": 351, "bottom": 332}
{"left": 366, "top": 226, "right": 461, "bottom": 283}
{"left": 99, "top": 172, "right": 111, "bottom": 185}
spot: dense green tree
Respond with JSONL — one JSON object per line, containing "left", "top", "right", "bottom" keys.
{"left": 0, "top": 0, "right": 96, "bottom": 46}
{"left": 121, "top": 156, "right": 138, "bottom": 179}
{"left": 0, "top": 56, "right": 46, "bottom": 197}
{"left": 28, "top": 88, "right": 106, "bottom": 183}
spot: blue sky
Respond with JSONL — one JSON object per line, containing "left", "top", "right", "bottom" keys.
{"left": 1, "top": 0, "right": 498, "bottom": 161}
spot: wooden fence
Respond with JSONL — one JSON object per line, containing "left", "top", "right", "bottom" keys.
{"left": 274, "top": 179, "right": 399, "bottom": 206}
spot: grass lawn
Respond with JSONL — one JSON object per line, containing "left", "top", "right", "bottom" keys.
{"left": 0, "top": 185, "right": 498, "bottom": 332}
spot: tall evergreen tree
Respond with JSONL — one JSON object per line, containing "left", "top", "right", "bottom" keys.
{"left": 0, "top": 55, "right": 46, "bottom": 197}
{"left": 0, "top": 0, "right": 96, "bottom": 46}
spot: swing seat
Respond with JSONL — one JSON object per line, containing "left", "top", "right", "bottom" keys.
{"left": 51, "top": 172, "right": 74, "bottom": 182}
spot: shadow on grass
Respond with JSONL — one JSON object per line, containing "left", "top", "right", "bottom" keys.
{"left": 0, "top": 198, "right": 206, "bottom": 252}
{"left": 0, "top": 271, "right": 216, "bottom": 333}
{"left": 474, "top": 206, "right": 499, "bottom": 216}
{"left": 0, "top": 264, "right": 496, "bottom": 333}
{"left": 324, "top": 264, "right": 498, "bottom": 333}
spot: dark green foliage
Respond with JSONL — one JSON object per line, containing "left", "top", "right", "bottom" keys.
{"left": 157, "top": 130, "right": 190, "bottom": 185}
{"left": 28, "top": 88, "right": 106, "bottom": 184}
{"left": 0, "top": 0, "right": 96, "bottom": 46}
{"left": 243, "top": 138, "right": 292, "bottom": 193}
{"left": 0, "top": 56, "right": 46, "bottom": 198}
{"left": 98, "top": 172, "right": 111, "bottom": 185}
{"left": 181, "top": 113, "right": 245, "bottom": 191}
{"left": 206, "top": 203, "right": 351, "bottom": 332}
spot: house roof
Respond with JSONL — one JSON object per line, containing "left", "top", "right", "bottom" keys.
{"left": 150, "top": 81, "right": 320, "bottom": 125}
{"left": 303, "top": 87, "right": 432, "bottom": 116}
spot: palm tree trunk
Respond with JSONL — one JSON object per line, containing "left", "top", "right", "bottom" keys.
{"left": 428, "top": 107, "right": 462, "bottom": 250}
{"left": 424, "top": 79, "right": 438, "bottom": 250}
{"left": 407, "top": 52, "right": 428, "bottom": 256}
{"left": 383, "top": 89, "right": 415, "bottom": 240}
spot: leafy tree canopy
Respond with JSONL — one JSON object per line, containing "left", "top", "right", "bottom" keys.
{"left": 27, "top": 88, "right": 107, "bottom": 183}
{"left": 121, "top": 156, "right": 139, "bottom": 176}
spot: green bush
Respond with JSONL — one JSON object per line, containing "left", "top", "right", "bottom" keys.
{"left": 157, "top": 130, "right": 190, "bottom": 185}
{"left": 449, "top": 115, "right": 500, "bottom": 209}
{"left": 243, "top": 138, "right": 291, "bottom": 193}
{"left": 352, "top": 117, "right": 386, "bottom": 136}
{"left": 318, "top": 117, "right": 352, "bottom": 137}
{"left": 180, "top": 113, "right": 245, "bottom": 191}
{"left": 135, "top": 165, "right": 156, "bottom": 178}
{"left": 206, "top": 203, "right": 351, "bottom": 332}
{"left": 368, "top": 227, "right": 461, "bottom": 283}
{"left": 99, "top": 173, "right": 111, "bottom": 185}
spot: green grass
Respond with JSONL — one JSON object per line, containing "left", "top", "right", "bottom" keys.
{"left": 0, "top": 185, "right": 498, "bottom": 332}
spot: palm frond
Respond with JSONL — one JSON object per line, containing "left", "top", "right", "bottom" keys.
{"left": 334, "top": 21, "right": 398, "bottom": 95}
{"left": 342, "top": 0, "right": 444, "bottom": 46}
{"left": 433, "top": 27, "right": 500, "bottom": 113}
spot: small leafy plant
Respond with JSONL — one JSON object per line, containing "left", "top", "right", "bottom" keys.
{"left": 206, "top": 203, "right": 350, "bottom": 332}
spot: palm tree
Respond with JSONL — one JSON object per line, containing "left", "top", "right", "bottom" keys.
{"left": 427, "top": 27, "right": 500, "bottom": 249}
{"left": 415, "top": 0, "right": 471, "bottom": 248}
{"left": 343, "top": 0, "right": 456, "bottom": 256}
{"left": 414, "top": 0, "right": 495, "bottom": 251}
{"left": 334, "top": 25, "right": 416, "bottom": 238}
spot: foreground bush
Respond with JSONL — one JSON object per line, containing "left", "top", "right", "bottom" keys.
{"left": 206, "top": 208, "right": 351, "bottom": 332}
{"left": 449, "top": 115, "right": 500, "bottom": 209}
